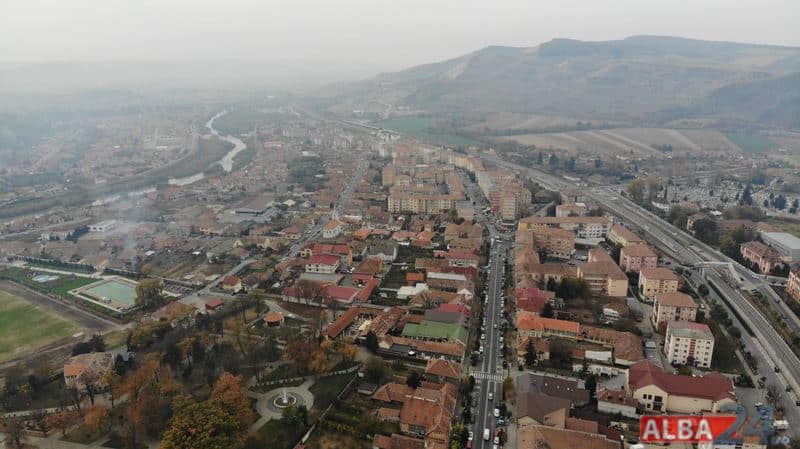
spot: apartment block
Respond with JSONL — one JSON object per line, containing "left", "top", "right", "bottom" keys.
{"left": 619, "top": 244, "right": 657, "bottom": 272}
{"left": 665, "top": 321, "right": 715, "bottom": 368}
{"left": 652, "top": 292, "right": 697, "bottom": 333}
{"left": 638, "top": 267, "right": 679, "bottom": 301}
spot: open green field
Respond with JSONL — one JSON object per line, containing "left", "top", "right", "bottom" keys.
{"left": 765, "top": 217, "right": 800, "bottom": 236}
{"left": 726, "top": 132, "right": 777, "bottom": 154}
{"left": 0, "top": 266, "right": 96, "bottom": 297}
{"left": 373, "top": 116, "right": 482, "bottom": 148}
{"left": 0, "top": 288, "right": 81, "bottom": 362}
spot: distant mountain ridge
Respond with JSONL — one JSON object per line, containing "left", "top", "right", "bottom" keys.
{"left": 318, "top": 36, "right": 800, "bottom": 129}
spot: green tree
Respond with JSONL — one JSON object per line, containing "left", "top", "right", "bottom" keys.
{"left": 364, "top": 357, "right": 391, "bottom": 384}
{"left": 161, "top": 400, "right": 245, "bottom": 449}
{"left": 524, "top": 339, "right": 538, "bottom": 367}
{"left": 364, "top": 331, "right": 379, "bottom": 353}
{"left": 692, "top": 218, "right": 720, "bottom": 245}
{"left": 406, "top": 371, "right": 422, "bottom": 389}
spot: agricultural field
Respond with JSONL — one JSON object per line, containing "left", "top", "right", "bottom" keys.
{"left": 498, "top": 127, "right": 741, "bottom": 157}
{"left": 725, "top": 132, "right": 777, "bottom": 154}
{"left": 372, "top": 116, "right": 482, "bottom": 148}
{"left": 0, "top": 288, "right": 81, "bottom": 362}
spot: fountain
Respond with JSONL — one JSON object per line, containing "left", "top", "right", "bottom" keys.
{"left": 272, "top": 387, "right": 298, "bottom": 409}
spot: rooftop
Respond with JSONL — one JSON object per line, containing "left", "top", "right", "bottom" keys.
{"left": 655, "top": 291, "right": 696, "bottom": 308}
{"left": 640, "top": 267, "right": 679, "bottom": 281}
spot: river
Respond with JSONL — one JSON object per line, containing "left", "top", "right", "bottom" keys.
{"left": 167, "top": 110, "right": 247, "bottom": 186}
{"left": 92, "top": 110, "right": 247, "bottom": 205}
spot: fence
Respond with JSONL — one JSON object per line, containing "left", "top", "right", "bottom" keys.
{"left": 257, "top": 362, "right": 361, "bottom": 388}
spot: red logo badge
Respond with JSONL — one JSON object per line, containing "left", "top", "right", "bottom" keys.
{"left": 640, "top": 415, "right": 738, "bottom": 443}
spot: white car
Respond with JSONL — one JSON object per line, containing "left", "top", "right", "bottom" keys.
{"left": 494, "top": 408, "right": 500, "bottom": 417}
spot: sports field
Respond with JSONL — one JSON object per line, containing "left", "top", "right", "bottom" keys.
{"left": 72, "top": 277, "right": 138, "bottom": 311}
{"left": 0, "top": 288, "right": 81, "bottom": 362}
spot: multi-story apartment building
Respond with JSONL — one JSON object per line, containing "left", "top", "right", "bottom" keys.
{"left": 652, "top": 292, "right": 698, "bottom": 333}
{"left": 577, "top": 249, "right": 628, "bottom": 297}
{"left": 519, "top": 216, "right": 612, "bottom": 239}
{"left": 607, "top": 224, "right": 644, "bottom": 247}
{"left": 638, "top": 267, "right": 679, "bottom": 301}
{"left": 619, "top": 244, "right": 657, "bottom": 272}
{"left": 555, "top": 202, "right": 587, "bottom": 217}
{"left": 665, "top": 321, "right": 715, "bottom": 368}
{"left": 532, "top": 227, "right": 575, "bottom": 259}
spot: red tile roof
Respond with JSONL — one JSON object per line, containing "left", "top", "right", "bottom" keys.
{"left": 306, "top": 254, "right": 340, "bottom": 266}
{"left": 222, "top": 275, "right": 240, "bottom": 286}
{"left": 628, "top": 360, "right": 735, "bottom": 401}
{"left": 324, "top": 307, "right": 361, "bottom": 338}
{"left": 205, "top": 298, "right": 225, "bottom": 309}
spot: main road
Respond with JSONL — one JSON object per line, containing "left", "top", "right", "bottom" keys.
{"left": 457, "top": 170, "right": 510, "bottom": 449}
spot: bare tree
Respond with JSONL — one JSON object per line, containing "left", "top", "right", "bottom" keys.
{"left": 295, "top": 279, "right": 323, "bottom": 307}
{"left": 3, "top": 416, "right": 26, "bottom": 449}
{"left": 765, "top": 382, "right": 781, "bottom": 409}
{"left": 81, "top": 370, "right": 101, "bottom": 406}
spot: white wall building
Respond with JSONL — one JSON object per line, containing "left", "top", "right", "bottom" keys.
{"left": 664, "top": 321, "right": 715, "bottom": 368}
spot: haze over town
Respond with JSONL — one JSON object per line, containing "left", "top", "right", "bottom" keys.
{"left": 1, "top": 2, "right": 800, "bottom": 449}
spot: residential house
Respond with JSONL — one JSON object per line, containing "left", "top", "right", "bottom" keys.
{"left": 283, "top": 226, "right": 302, "bottom": 240}
{"left": 222, "top": 275, "right": 242, "bottom": 293}
{"left": 366, "top": 240, "right": 399, "bottom": 263}
{"left": 597, "top": 388, "right": 638, "bottom": 418}
{"left": 64, "top": 352, "right": 115, "bottom": 391}
{"left": 424, "top": 359, "right": 461, "bottom": 384}
{"left": 304, "top": 254, "right": 341, "bottom": 274}
{"left": 516, "top": 312, "right": 580, "bottom": 339}
{"left": 322, "top": 219, "right": 344, "bottom": 239}
{"left": 300, "top": 243, "right": 353, "bottom": 267}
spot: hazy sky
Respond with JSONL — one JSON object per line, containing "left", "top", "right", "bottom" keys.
{"left": 3, "top": 0, "right": 799, "bottom": 79}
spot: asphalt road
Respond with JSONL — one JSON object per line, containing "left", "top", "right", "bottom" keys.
{"left": 459, "top": 171, "right": 510, "bottom": 449}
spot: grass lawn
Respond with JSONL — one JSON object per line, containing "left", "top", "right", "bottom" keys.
{"left": 726, "top": 132, "right": 777, "bottom": 154}
{"left": 0, "top": 288, "right": 81, "bottom": 361}
{"left": 309, "top": 372, "right": 356, "bottom": 412}
{"left": 765, "top": 217, "right": 800, "bottom": 236}
{"left": 0, "top": 266, "right": 96, "bottom": 298}
{"left": 255, "top": 418, "right": 306, "bottom": 449}
{"left": 373, "top": 116, "right": 482, "bottom": 148}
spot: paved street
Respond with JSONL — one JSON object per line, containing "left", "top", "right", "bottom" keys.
{"left": 459, "top": 170, "right": 510, "bottom": 449}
